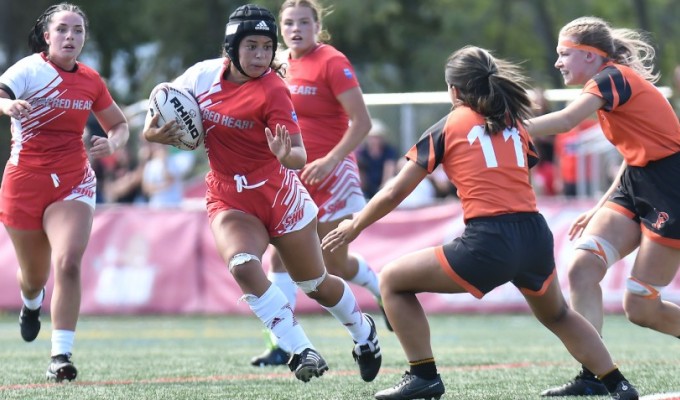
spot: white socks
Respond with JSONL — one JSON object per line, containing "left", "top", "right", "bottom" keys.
{"left": 322, "top": 280, "right": 371, "bottom": 344}
{"left": 246, "top": 284, "right": 312, "bottom": 354}
{"left": 267, "top": 272, "right": 300, "bottom": 352}
{"left": 349, "top": 254, "right": 381, "bottom": 299}
{"left": 269, "top": 271, "right": 298, "bottom": 309}
{"left": 21, "top": 289, "right": 44, "bottom": 310}
{"left": 51, "top": 330, "right": 75, "bottom": 356}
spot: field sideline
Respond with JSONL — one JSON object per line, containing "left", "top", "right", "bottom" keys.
{"left": 0, "top": 313, "right": 678, "bottom": 400}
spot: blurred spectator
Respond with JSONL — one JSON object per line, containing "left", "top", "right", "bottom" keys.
{"left": 673, "top": 65, "right": 680, "bottom": 116}
{"left": 84, "top": 113, "right": 114, "bottom": 203}
{"left": 101, "top": 137, "right": 149, "bottom": 204}
{"left": 141, "top": 143, "right": 195, "bottom": 207}
{"left": 430, "top": 164, "right": 458, "bottom": 199}
{"left": 553, "top": 119, "right": 599, "bottom": 197}
{"left": 356, "top": 118, "right": 398, "bottom": 199}
{"left": 529, "top": 87, "right": 557, "bottom": 196}
{"left": 394, "top": 158, "right": 437, "bottom": 208}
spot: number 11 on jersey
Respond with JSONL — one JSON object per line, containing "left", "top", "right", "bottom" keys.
{"left": 467, "top": 126, "right": 524, "bottom": 168}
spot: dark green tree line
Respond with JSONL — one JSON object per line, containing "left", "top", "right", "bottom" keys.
{"left": 0, "top": 0, "right": 678, "bottom": 101}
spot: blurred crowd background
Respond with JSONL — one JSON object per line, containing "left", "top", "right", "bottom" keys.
{"left": 2, "top": 0, "right": 680, "bottom": 207}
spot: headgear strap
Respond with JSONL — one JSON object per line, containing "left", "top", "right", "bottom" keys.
{"left": 224, "top": 4, "right": 278, "bottom": 78}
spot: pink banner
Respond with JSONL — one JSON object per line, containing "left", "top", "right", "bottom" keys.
{"left": 1, "top": 199, "right": 679, "bottom": 315}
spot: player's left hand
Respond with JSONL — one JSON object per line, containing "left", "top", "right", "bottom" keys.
{"left": 321, "top": 219, "right": 358, "bottom": 252}
{"left": 88, "top": 135, "right": 117, "bottom": 159}
{"left": 300, "top": 156, "right": 337, "bottom": 186}
{"left": 266, "top": 123, "right": 292, "bottom": 162}
{"left": 568, "top": 207, "right": 598, "bottom": 240}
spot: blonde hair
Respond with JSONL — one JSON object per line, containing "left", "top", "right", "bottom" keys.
{"left": 279, "top": 0, "right": 332, "bottom": 43}
{"left": 560, "top": 16, "right": 659, "bottom": 83}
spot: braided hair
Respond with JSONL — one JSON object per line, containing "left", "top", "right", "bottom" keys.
{"left": 28, "top": 3, "right": 88, "bottom": 54}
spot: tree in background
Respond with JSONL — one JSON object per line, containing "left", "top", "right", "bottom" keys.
{"left": 1, "top": 0, "right": 679, "bottom": 99}
{"left": 1, "top": 0, "right": 679, "bottom": 172}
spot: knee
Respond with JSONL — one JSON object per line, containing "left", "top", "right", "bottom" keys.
{"left": 19, "top": 271, "right": 49, "bottom": 292}
{"left": 623, "top": 296, "right": 655, "bottom": 327}
{"left": 566, "top": 255, "right": 604, "bottom": 288}
{"left": 623, "top": 277, "right": 664, "bottom": 328}
{"left": 568, "top": 236, "right": 620, "bottom": 289}
{"left": 378, "top": 263, "right": 398, "bottom": 294}
{"left": 228, "top": 253, "right": 261, "bottom": 282}
{"left": 52, "top": 253, "right": 82, "bottom": 281}
{"left": 295, "top": 271, "right": 328, "bottom": 295}
{"left": 538, "top": 302, "right": 570, "bottom": 328}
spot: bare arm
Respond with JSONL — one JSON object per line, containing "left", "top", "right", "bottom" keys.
{"left": 568, "top": 160, "right": 626, "bottom": 240}
{"left": 300, "top": 86, "right": 372, "bottom": 185}
{"left": 596, "top": 160, "right": 626, "bottom": 209}
{"left": 266, "top": 124, "right": 307, "bottom": 169}
{"left": 90, "top": 103, "right": 129, "bottom": 159}
{"left": 322, "top": 160, "right": 428, "bottom": 251}
{"left": 526, "top": 93, "right": 605, "bottom": 138}
{"left": 327, "top": 87, "right": 372, "bottom": 161}
{"left": 380, "top": 157, "right": 398, "bottom": 188}
{"left": 0, "top": 89, "right": 31, "bottom": 119}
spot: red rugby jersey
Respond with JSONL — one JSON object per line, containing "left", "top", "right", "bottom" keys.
{"left": 284, "top": 44, "right": 359, "bottom": 162}
{"left": 174, "top": 59, "right": 301, "bottom": 176}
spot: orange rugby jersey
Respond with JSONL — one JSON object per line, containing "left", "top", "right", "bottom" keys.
{"left": 285, "top": 44, "right": 359, "bottom": 162}
{"left": 584, "top": 62, "right": 680, "bottom": 166}
{"left": 406, "top": 107, "right": 539, "bottom": 221}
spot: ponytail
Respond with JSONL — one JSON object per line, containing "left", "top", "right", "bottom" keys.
{"left": 27, "top": 5, "right": 60, "bottom": 53}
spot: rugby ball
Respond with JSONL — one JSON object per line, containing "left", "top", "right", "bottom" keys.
{"left": 148, "top": 82, "right": 205, "bottom": 151}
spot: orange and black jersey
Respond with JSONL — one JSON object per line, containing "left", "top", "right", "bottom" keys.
{"left": 584, "top": 62, "right": 680, "bottom": 167}
{"left": 406, "top": 107, "right": 539, "bottom": 221}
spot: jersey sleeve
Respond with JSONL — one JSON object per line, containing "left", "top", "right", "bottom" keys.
{"left": 173, "top": 65, "right": 197, "bottom": 94}
{"left": 405, "top": 114, "right": 449, "bottom": 173}
{"left": 325, "top": 54, "right": 360, "bottom": 97}
{"left": 583, "top": 65, "right": 632, "bottom": 112}
{"left": 522, "top": 127, "right": 540, "bottom": 169}
{"left": 171, "top": 67, "right": 200, "bottom": 99}
{"left": 91, "top": 75, "right": 114, "bottom": 112}
{"left": 0, "top": 57, "right": 31, "bottom": 99}
{"left": 264, "top": 81, "right": 300, "bottom": 135}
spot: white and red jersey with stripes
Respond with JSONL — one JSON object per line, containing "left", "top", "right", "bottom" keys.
{"left": 0, "top": 53, "right": 113, "bottom": 173}
{"left": 173, "top": 58, "right": 300, "bottom": 177}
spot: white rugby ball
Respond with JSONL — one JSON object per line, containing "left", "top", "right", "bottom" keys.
{"left": 148, "top": 82, "right": 205, "bottom": 151}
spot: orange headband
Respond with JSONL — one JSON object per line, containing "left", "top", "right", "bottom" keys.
{"left": 559, "top": 39, "right": 608, "bottom": 58}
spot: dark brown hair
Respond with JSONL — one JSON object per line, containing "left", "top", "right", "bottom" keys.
{"left": 445, "top": 46, "right": 533, "bottom": 135}
{"left": 28, "top": 3, "right": 88, "bottom": 54}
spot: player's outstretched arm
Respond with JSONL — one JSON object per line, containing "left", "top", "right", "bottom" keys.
{"left": 322, "top": 160, "right": 427, "bottom": 252}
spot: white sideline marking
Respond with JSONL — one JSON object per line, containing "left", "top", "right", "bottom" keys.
{"left": 640, "top": 393, "right": 680, "bottom": 400}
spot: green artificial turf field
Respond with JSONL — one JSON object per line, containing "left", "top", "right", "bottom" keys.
{"left": 1, "top": 313, "right": 678, "bottom": 399}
